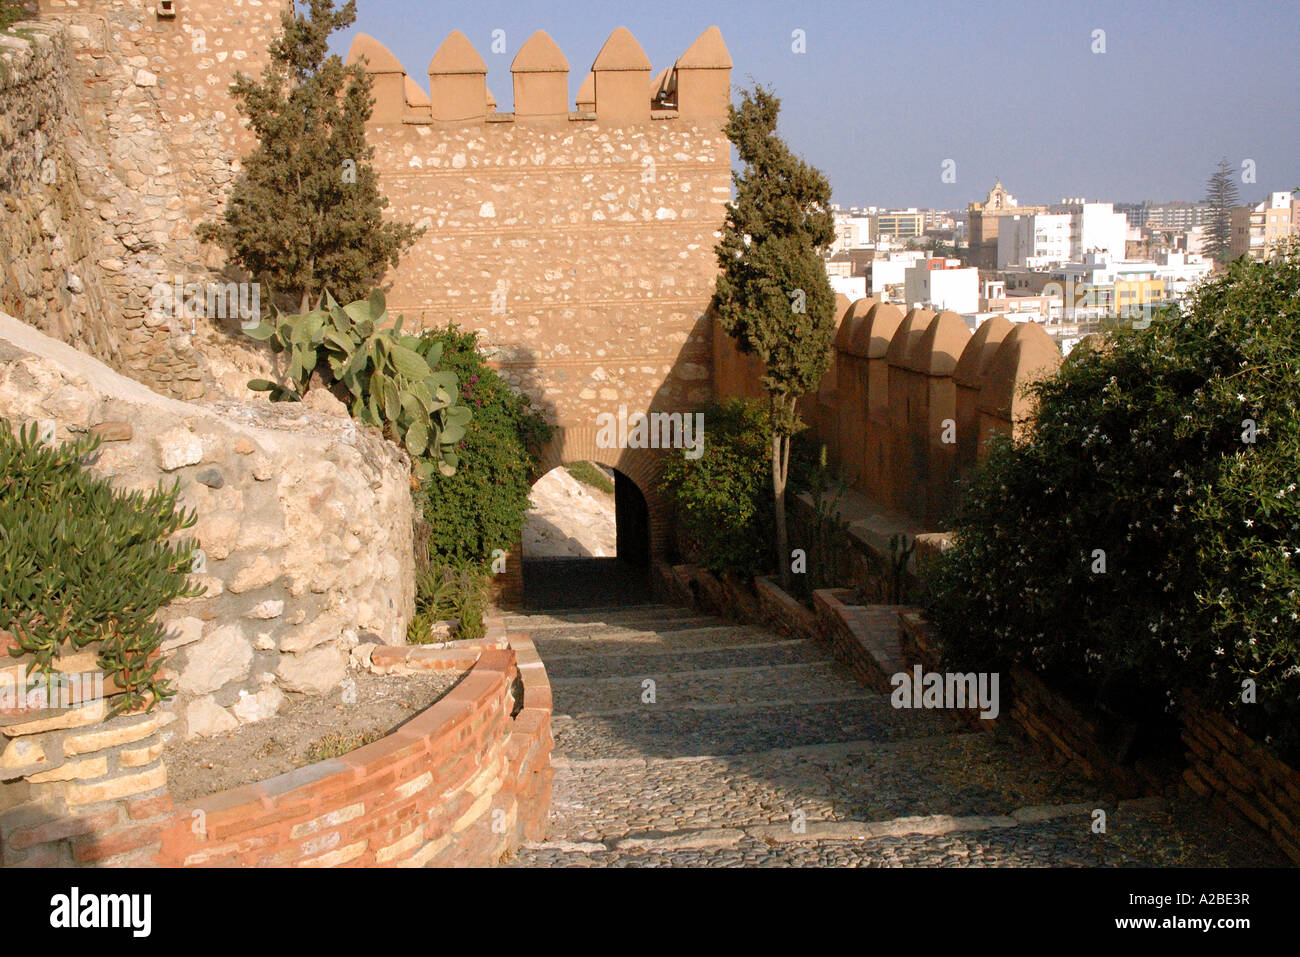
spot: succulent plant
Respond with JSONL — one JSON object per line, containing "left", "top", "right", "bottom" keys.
{"left": 0, "top": 421, "right": 202, "bottom": 713}
{"left": 244, "top": 289, "right": 471, "bottom": 479}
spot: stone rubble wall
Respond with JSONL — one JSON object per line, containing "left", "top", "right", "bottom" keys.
{"left": 0, "top": 24, "right": 133, "bottom": 378}
{"left": 0, "top": 312, "right": 416, "bottom": 747}
{"left": 1, "top": 5, "right": 287, "bottom": 402}
{"left": 350, "top": 28, "right": 728, "bottom": 432}
{"left": 347, "top": 28, "right": 732, "bottom": 564}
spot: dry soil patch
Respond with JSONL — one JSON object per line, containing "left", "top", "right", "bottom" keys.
{"left": 165, "top": 668, "right": 465, "bottom": 802}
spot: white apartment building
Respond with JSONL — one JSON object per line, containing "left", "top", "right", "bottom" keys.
{"left": 831, "top": 213, "right": 875, "bottom": 253}
{"left": 1151, "top": 250, "right": 1213, "bottom": 297}
{"left": 997, "top": 201, "right": 1128, "bottom": 268}
{"left": 828, "top": 274, "right": 868, "bottom": 301}
{"left": 867, "top": 250, "right": 928, "bottom": 297}
{"left": 904, "top": 262, "right": 979, "bottom": 314}
{"left": 1054, "top": 251, "right": 1211, "bottom": 293}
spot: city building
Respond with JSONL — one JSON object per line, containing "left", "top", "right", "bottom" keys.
{"left": 830, "top": 211, "right": 875, "bottom": 253}
{"left": 872, "top": 209, "right": 925, "bottom": 240}
{"left": 967, "top": 181, "right": 1046, "bottom": 269}
{"left": 867, "top": 250, "right": 928, "bottom": 300}
{"left": 903, "top": 258, "right": 978, "bottom": 314}
{"left": 996, "top": 201, "right": 1128, "bottom": 269}
{"left": 1115, "top": 200, "right": 1215, "bottom": 231}
{"left": 828, "top": 274, "right": 868, "bottom": 300}
{"left": 1229, "top": 191, "right": 1296, "bottom": 261}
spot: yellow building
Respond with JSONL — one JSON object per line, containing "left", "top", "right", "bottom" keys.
{"left": 1229, "top": 192, "right": 1295, "bottom": 261}
{"left": 872, "top": 211, "right": 925, "bottom": 240}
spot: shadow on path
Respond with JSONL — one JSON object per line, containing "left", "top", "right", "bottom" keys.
{"left": 522, "top": 557, "right": 650, "bottom": 609}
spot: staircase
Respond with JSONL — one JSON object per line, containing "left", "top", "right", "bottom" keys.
{"left": 505, "top": 603, "right": 1283, "bottom": 867}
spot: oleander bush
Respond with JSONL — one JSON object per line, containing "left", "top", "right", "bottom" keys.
{"left": 925, "top": 243, "right": 1300, "bottom": 760}
{"left": 414, "top": 324, "right": 550, "bottom": 569}
{"left": 0, "top": 421, "right": 203, "bottom": 712}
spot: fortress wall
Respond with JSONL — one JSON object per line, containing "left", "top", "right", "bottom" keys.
{"left": 714, "top": 292, "right": 1063, "bottom": 531}
{"left": 351, "top": 27, "right": 732, "bottom": 460}
{"left": 0, "top": 2, "right": 290, "bottom": 400}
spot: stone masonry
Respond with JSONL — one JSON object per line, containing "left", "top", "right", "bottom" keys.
{"left": 349, "top": 27, "right": 733, "bottom": 557}
{"left": 0, "top": 311, "right": 416, "bottom": 742}
{"left": 0, "top": 2, "right": 290, "bottom": 400}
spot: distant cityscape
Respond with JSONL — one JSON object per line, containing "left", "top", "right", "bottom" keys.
{"left": 825, "top": 182, "right": 1298, "bottom": 353}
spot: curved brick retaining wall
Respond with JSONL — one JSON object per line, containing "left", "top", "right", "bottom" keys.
{"left": 2, "top": 619, "right": 552, "bottom": 867}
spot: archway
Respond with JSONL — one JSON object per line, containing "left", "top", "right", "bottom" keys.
{"left": 490, "top": 424, "right": 676, "bottom": 609}
{"left": 520, "top": 462, "right": 652, "bottom": 608}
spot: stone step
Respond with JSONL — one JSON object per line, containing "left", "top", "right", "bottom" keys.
{"left": 508, "top": 793, "right": 1283, "bottom": 868}
{"left": 504, "top": 604, "right": 703, "bottom": 630}
{"left": 539, "top": 732, "right": 1106, "bottom": 842}
{"left": 528, "top": 624, "right": 783, "bottom": 656}
{"left": 550, "top": 696, "right": 964, "bottom": 763}
{"left": 551, "top": 660, "right": 857, "bottom": 717}
{"left": 541, "top": 639, "right": 826, "bottom": 680}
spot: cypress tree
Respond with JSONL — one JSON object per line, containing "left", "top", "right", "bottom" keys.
{"left": 712, "top": 84, "right": 836, "bottom": 589}
{"left": 199, "top": 0, "right": 421, "bottom": 313}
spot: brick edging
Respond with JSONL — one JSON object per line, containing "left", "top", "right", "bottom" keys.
{"left": 138, "top": 615, "right": 552, "bottom": 867}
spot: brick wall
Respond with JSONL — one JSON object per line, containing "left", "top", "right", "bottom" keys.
{"left": 0, "top": 651, "right": 173, "bottom": 867}
{"left": 897, "top": 603, "right": 1300, "bottom": 863}
{"left": 0, "top": 620, "right": 552, "bottom": 867}
{"left": 1182, "top": 701, "right": 1300, "bottom": 864}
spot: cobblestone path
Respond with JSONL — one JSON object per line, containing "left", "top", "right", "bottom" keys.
{"left": 506, "top": 604, "right": 1285, "bottom": 867}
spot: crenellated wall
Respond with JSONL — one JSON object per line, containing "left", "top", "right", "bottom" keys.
{"left": 714, "top": 297, "right": 1064, "bottom": 529}
{"left": 348, "top": 27, "right": 733, "bottom": 558}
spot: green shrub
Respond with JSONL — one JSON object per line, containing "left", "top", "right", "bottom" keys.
{"left": 660, "top": 398, "right": 818, "bottom": 579}
{"left": 0, "top": 421, "right": 202, "bottom": 712}
{"left": 925, "top": 244, "right": 1300, "bottom": 760}
{"left": 0, "top": 2, "right": 26, "bottom": 32}
{"left": 414, "top": 324, "right": 550, "bottom": 568}
{"left": 565, "top": 461, "right": 614, "bottom": 494}
{"left": 244, "top": 290, "right": 471, "bottom": 481}
{"left": 408, "top": 564, "right": 488, "bottom": 644}
{"left": 787, "top": 443, "right": 851, "bottom": 600}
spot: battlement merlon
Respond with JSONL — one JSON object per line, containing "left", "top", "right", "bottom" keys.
{"left": 345, "top": 26, "right": 732, "bottom": 128}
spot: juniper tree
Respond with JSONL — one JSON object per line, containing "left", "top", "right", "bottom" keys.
{"left": 199, "top": 0, "right": 420, "bottom": 313}
{"left": 1203, "top": 157, "right": 1240, "bottom": 265}
{"left": 712, "top": 84, "right": 836, "bottom": 589}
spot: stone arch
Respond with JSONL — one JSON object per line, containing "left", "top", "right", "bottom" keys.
{"left": 530, "top": 424, "right": 671, "bottom": 561}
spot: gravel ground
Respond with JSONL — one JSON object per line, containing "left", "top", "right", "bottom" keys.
{"left": 165, "top": 668, "right": 466, "bottom": 803}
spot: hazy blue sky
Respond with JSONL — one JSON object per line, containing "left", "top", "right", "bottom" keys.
{"left": 331, "top": 0, "right": 1300, "bottom": 210}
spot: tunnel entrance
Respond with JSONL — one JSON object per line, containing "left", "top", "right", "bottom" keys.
{"left": 521, "top": 463, "right": 651, "bottom": 608}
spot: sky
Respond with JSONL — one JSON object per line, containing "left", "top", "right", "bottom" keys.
{"left": 330, "top": 0, "right": 1300, "bottom": 211}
